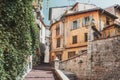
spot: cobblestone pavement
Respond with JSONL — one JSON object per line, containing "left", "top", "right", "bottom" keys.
{"left": 25, "top": 64, "right": 55, "bottom": 80}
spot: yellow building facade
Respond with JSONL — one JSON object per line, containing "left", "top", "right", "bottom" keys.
{"left": 49, "top": 3, "right": 118, "bottom": 63}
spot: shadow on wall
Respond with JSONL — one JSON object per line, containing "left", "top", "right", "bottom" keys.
{"left": 40, "top": 42, "right": 46, "bottom": 63}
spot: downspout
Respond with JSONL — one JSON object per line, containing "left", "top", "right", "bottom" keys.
{"left": 99, "top": 12, "right": 102, "bottom": 31}
{"left": 87, "top": 21, "right": 95, "bottom": 79}
{"left": 61, "top": 17, "right": 65, "bottom": 48}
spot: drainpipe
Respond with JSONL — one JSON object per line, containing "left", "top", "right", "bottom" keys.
{"left": 61, "top": 17, "right": 65, "bottom": 48}
{"left": 87, "top": 20, "right": 95, "bottom": 79}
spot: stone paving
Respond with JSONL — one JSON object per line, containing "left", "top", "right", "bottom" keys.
{"left": 25, "top": 64, "right": 55, "bottom": 80}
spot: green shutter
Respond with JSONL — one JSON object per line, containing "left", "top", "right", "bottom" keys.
{"left": 82, "top": 18, "right": 85, "bottom": 27}
{"left": 77, "top": 19, "right": 80, "bottom": 28}
{"left": 89, "top": 15, "right": 93, "bottom": 23}
{"left": 70, "top": 21, "right": 73, "bottom": 30}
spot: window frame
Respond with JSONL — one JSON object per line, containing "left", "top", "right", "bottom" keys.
{"left": 84, "top": 33, "right": 88, "bottom": 42}
{"left": 72, "top": 35, "right": 77, "bottom": 44}
{"left": 68, "top": 51, "right": 76, "bottom": 58}
{"left": 106, "top": 17, "right": 110, "bottom": 26}
{"left": 56, "top": 54, "right": 62, "bottom": 61}
{"left": 56, "top": 38, "right": 60, "bottom": 48}
{"left": 73, "top": 20, "right": 77, "bottom": 30}
{"left": 82, "top": 15, "right": 92, "bottom": 27}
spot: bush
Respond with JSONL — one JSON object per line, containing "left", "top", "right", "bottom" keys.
{"left": 0, "top": 0, "right": 40, "bottom": 79}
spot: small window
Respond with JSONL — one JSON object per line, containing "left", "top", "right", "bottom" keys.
{"left": 36, "top": 11, "right": 40, "bottom": 19}
{"left": 68, "top": 51, "right": 76, "bottom": 58}
{"left": 73, "top": 21, "right": 77, "bottom": 30}
{"left": 72, "top": 36, "right": 77, "bottom": 44}
{"left": 56, "top": 25, "right": 60, "bottom": 35}
{"left": 84, "top": 33, "right": 88, "bottom": 42}
{"left": 57, "top": 38, "right": 60, "bottom": 47}
{"left": 93, "top": 32, "right": 99, "bottom": 40}
{"left": 56, "top": 54, "right": 62, "bottom": 61}
{"left": 70, "top": 20, "right": 80, "bottom": 30}
{"left": 46, "top": 42, "right": 47, "bottom": 46}
{"left": 82, "top": 16, "right": 92, "bottom": 26}
{"left": 85, "top": 17, "right": 90, "bottom": 25}
{"left": 106, "top": 17, "right": 110, "bottom": 25}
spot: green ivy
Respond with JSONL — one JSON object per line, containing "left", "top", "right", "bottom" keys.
{"left": 0, "top": 0, "right": 40, "bottom": 79}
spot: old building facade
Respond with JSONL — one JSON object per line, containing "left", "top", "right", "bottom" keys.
{"left": 49, "top": 3, "right": 119, "bottom": 63}
{"left": 33, "top": 1, "right": 50, "bottom": 63}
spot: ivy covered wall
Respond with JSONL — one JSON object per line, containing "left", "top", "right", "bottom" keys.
{"left": 0, "top": 0, "right": 40, "bottom": 80}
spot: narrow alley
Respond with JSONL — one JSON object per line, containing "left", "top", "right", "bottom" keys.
{"left": 25, "top": 64, "right": 55, "bottom": 80}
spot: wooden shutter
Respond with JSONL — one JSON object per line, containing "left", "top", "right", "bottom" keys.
{"left": 82, "top": 18, "right": 85, "bottom": 27}
{"left": 60, "top": 23, "right": 63, "bottom": 35}
{"left": 89, "top": 15, "right": 92, "bottom": 23}
{"left": 70, "top": 21, "right": 73, "bottom": 30}
{"left": 77, "top": 19, "right": 80, "bottom": 28}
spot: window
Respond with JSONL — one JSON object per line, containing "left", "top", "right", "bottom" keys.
{"left": 36, "top": 11, "right": 40, "bottom": 19}
{"left": 85, "top": 17, "right": 90, "bottom": 25}
{"left": 82, "top": 16, "right": 92, "bottom": 26}
{"left": 68, "top": 51, "right": 76, "bottom": 58}
{"left": 73, "top": 21, "right": 77, "bottom": 30}
{"left": 70, "top": 20, "right": 80, "bottom": 30}
{"left": 46, "top": 42, "right": 48, "bottom": 46}
{"left": 84, "top": 33, "right": 88, "bottom": 42}
{"left": 93, "top": 32, "right": 99, "bottom": 40}
{"left": 72, "top": 36, "right": 77, "bottom": 44}
{"left": 56, "top": 54, "right": 62, "bottom": 61}
{"left": 106, "top": 17, "right": 110, "bottom": 26}
{"left": 56, "top": 25, "right": 60, "bottom": 35}
{"left": 57, "top": 38, "right": 60, "bottom": 47}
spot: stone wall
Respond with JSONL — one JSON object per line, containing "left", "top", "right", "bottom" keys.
{"left": 91, "top": 36, "right": 120, "bottom": 80}
{"left": 59, "top": 36, "right": 120, "bottom": 80}
{"left": 60, "top": 52, "right": 89, "bottom": 79}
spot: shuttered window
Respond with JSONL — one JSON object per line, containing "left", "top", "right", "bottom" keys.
{"left": 68, "top": 51, "right": 76, "bottom": 58}
{"left": 73, "top": 21, "right": 77, "bottom": 30}
{"left": 106, "top": 17, "right": 110, "bottom": 26}
{"left": 82, "top": 15, "right": 92, "bottom": 27}
{"left": 70, "top": 19, "right": 80, "bottom": 30}
{"left": 84, "top": 33, "right": 88, "bottom": 42}
{"left": 57, "top": 38, "right": 60, "bottom": 47}
{"left": 72, "top": 35, "right": 77, "bottom": 44}
{"left": 56, "top": 54, "right": 62, "bottom": 61}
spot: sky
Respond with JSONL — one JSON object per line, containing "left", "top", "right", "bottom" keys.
{"left": 42, "top": 0, "right": 120, "bottom": 25}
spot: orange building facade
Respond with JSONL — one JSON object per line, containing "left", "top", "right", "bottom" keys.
{"left": 49, "top": 3, "right": 120, "bottom": 63}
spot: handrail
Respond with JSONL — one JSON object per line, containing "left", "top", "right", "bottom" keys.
{"left": 60, "top": 52, "right": 87, "bottom": 63}
{"left": 53, "top": 69, "right": 69, "bottom": 80}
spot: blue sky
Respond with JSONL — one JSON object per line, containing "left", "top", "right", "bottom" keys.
{"left": 43, "top": 0, "right": 120, "bottom": 25}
